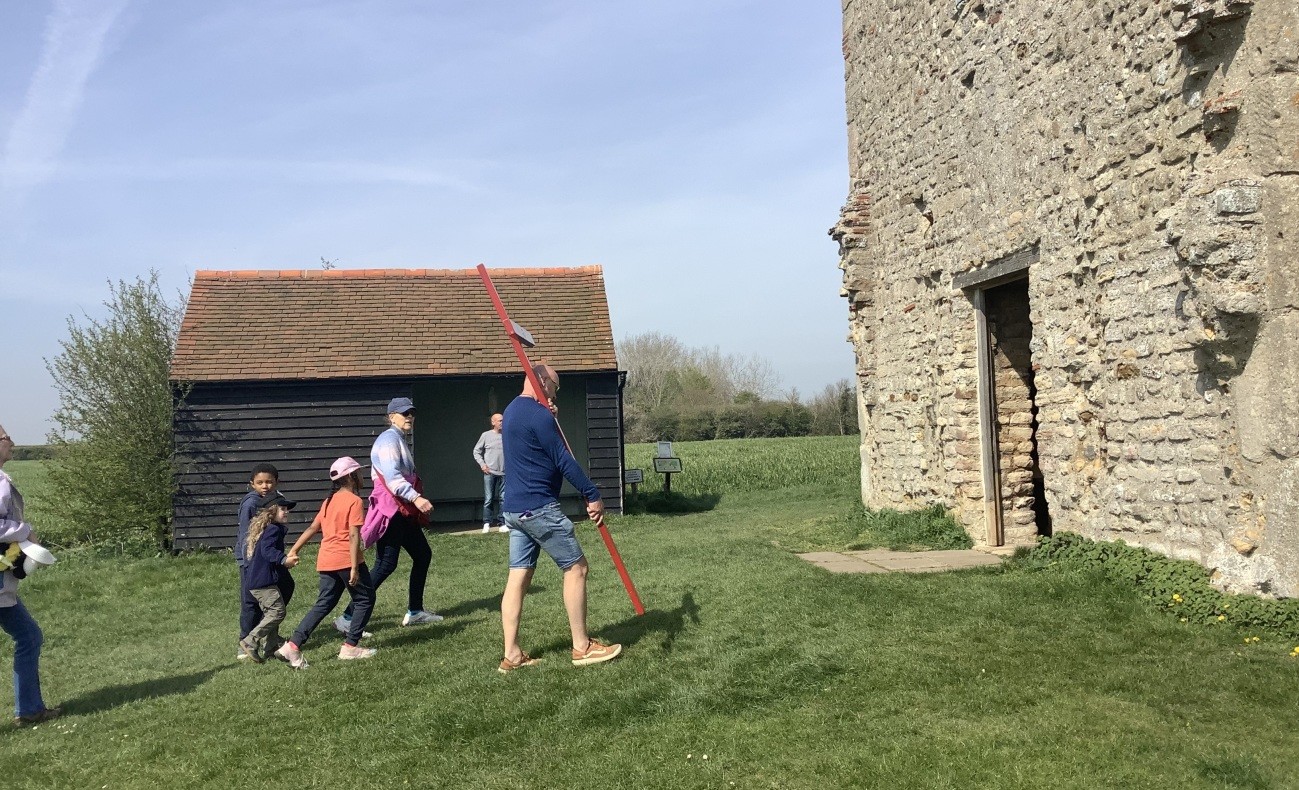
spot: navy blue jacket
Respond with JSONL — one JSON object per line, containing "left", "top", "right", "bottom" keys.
{"left": 245, "top": 521, "right": 289, "bottom": 589}
{"left": 502, "top": 396, "right": 601, "bottom": 513}
{"left": 235, "top": 491, "right": 263, "bottom": 568}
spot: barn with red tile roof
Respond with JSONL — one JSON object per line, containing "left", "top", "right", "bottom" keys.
{"left": 170, "top": 266, "right": 624, "bottom": 551}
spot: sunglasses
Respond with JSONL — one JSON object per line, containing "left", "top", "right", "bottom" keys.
{"left": 0, "top": 435, "right": 11, "bottom": 443}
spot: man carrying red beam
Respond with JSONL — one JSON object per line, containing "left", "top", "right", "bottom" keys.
{"left": 497, "top": 362, "right": 623, "bottom": 673}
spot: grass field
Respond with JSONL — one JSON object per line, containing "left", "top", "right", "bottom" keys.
{"left": 2, "top": 440, "right": 1297, "bottom": 788}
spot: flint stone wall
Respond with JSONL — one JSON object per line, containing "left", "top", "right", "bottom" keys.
{"left": 833, "top": 0, "right": 1299, "bottom": 595}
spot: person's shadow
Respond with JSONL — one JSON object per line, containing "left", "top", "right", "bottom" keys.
{"left": 535, "top": 590, "right": 701, "bottom": 656}
{"left": 435, "top": 586, "right": 548, "bottom": 619}
{"left": 374, "top": 616, "right": 474, "bottom": 648}
{"left": 55, "top": 667, "right": 224, "bottom": 718}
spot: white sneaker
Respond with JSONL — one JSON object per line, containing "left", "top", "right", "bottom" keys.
{"left": 236, "top": 651, "right": 249, "bottom": 660}
{"left": 483, "top": 523, "right": 492, "bottom": 533}
{"left": 498, "top": 525, "right": 510, "bottom": 533}
{"left": 401, "top": 610, "right": 444, "bottom": 626}
{"left": 332, "top": 615, "right": 373, "bottom": 639}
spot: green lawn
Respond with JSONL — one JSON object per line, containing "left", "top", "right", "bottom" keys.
{"left": 2, "top": 442, "right": 1297, "bottom": 788}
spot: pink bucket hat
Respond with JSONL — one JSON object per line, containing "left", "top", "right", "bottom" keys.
{"left": 329, "top": 456, "right": 365, "bottom": 480}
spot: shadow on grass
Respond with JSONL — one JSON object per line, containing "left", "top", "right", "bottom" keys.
{"left": 375, "top": 617, "right": 475, "bottom": 648}
{"left": 622, "top": 492, "right": 721, "bottom": 516}
{"left": 607, "top": 590, "right": 701, "bottom": 652}
{"left": 61, "top": 667, "right": 224, "bottom": 717}
{"left": 436, "top": 587, "right": 547, "bottom": 619}
{"left": 535, "top": 590, "right": 701, "bottom": 657}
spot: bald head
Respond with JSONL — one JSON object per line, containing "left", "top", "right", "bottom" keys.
{"left": 523, "top": 363, "right": 560, "bottom": 401}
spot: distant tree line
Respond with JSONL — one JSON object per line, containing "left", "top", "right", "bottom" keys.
{"left": 11, "top": 445, "right": 58, "bottom": 461}
{"left": 617, "top": 332, "right": 858, "bottom": 443}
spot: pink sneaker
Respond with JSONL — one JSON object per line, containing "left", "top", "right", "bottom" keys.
{"left": 274, "top": 641, "right": 310, "bottom": 669}
{"left": 338, "top": 644, "right": 377, "bottom": 660}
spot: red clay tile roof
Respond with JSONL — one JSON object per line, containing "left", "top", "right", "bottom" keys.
{"left": 171, "top": 267, "right": 617, "bottom": 381}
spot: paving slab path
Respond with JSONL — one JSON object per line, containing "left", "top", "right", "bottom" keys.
{"left": 796, "top": 548, "right": 1006, "bottom": 574}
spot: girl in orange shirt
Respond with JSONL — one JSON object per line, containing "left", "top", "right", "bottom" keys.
{"left": 279, "top": 457, "right": 377, "bottom": 665}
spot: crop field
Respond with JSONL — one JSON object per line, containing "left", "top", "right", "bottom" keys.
{"left": 625, "top": 435, "right": 859, "bottom": 496}
{"left": 3, "top": 460, "right": 51, "bottom": 533}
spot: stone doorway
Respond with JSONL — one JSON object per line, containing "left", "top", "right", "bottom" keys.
{"left": 980, "top": 278, "right": 1052, "bottom": 544}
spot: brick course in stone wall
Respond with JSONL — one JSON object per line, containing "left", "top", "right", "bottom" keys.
{"left": 832, "top": 0, "right": 1299, "bottom": 595}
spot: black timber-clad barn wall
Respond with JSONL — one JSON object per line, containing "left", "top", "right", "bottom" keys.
{"left": 585, "top": 373, "right": 624, "bottom": 513}
{"left": 172, "top": 379, "right": 406, "bottom": 552}
{"left": 173, "top": 372, "right": 626, "bottom": 552}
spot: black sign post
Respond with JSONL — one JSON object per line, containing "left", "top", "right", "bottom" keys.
{"left": 652, "top": 457, "right": 683, "bottom": 495}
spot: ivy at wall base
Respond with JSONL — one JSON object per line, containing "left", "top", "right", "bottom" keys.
{"left": 1021, "top": 532, "right": 1299, "bottom": 640}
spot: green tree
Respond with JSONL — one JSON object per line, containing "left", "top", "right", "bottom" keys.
{"left": 42, "top": 272, "right": 186, "bottom": 552}
{"left": 809, "top": 379, "right": 860, "bottom": 436}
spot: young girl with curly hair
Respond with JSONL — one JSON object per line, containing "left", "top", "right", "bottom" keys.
{"left": 240, "top": 494, "right": 299, "bottom": 666}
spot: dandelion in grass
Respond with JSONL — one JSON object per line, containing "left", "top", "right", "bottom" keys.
{"left": 1217, "top": 615, "right": 1227, "bottom": 621}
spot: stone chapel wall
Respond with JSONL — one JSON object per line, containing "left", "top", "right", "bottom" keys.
{"left": 832, "top": 0, "right": 1299, "bottom": 594}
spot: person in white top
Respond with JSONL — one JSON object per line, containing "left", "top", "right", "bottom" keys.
{"left": 0, "top": 424, "right": 62, "bottom": 726}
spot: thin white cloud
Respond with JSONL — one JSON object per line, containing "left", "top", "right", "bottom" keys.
{"left": 21, "top": 156, "right": 493, "bottom": 192}
{"left": 1, "top": 0, "right": 129, "bottom": 215}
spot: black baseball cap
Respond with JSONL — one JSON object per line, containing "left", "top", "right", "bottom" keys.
{"left": 258, "top": 493, "right": 297, "bottom": 511}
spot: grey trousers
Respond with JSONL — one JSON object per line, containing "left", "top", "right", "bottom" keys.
{"left": 247, "top": 586, "right": 287, "bottom": 651}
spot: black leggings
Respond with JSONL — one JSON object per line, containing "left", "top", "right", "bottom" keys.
{"left": 291, "top": 565, "right": 375, "bottom": 647}
{"left": 344, "top": 513, "right": 431, "bottom": 616}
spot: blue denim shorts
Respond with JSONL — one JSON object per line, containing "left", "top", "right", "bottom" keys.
{"left": 505, "top": 501, "right": 585, "bottom": 571}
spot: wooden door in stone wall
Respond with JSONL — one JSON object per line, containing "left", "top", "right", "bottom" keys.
{"left": 983, "top": 279, "right": 1052, "bottom": 544}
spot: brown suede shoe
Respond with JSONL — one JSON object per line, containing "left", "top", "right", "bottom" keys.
{"left": 571, "top": 638, "right": 622, "bottom": 667}
{"left": 14, "top": 706, "right": 62, "bottom": 727}
{"left": 498, "top": 651, "right": 541, "bottom": 674}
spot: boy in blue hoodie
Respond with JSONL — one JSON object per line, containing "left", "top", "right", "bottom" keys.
{"left": 235, "top": 463, "right": 278, "bottom": 659}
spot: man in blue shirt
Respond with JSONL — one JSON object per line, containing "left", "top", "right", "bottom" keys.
{"left": 497, "top": 363, "right": 622, "bottom": 672}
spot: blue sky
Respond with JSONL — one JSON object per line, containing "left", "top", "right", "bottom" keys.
{"left": 0, "top": 0, "right": 853, "bottom": 442}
